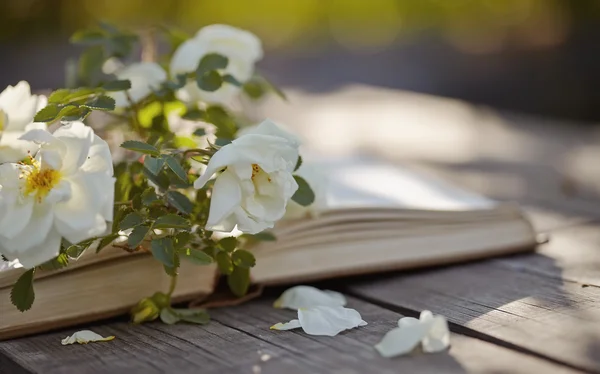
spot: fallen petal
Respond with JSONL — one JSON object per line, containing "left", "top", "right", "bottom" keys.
{"left": 270, "top": 319, "right": 302, "bottom": 331}
{"left": 274, "top": 286, "right": 347, "bottom": 310}
{"left": 375, "top": 323, "right": 428, "bottom": 358}
{"left": 422, "top": 315, "right": 450, "bottom": 353}
{"left": 398, "top": 316, "right": 419, "bottom": 328}
{"left": 297, "top": 306, "right": 367, "bottom": 336}
{"left": 61, "top": 330, "right": 115, "bottom": 345}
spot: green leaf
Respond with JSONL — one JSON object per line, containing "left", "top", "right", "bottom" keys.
{"left": 291, "top": 175, "right": 315, "bottom": 207}
{"left": 11, "top": 269, "right": 35, "bottom": 312}
{"left": 173, "top": 232, "right": 192, "bottom": 249}
{"left": 172, "top": 308, "right": 210, "bottom": 324}
{"left": 151, "top": 237, "right": 175, "bottom": 268}
{"left": 143, "top": 156, "right": 165, "bottom": 175}
{"left": 181, "top": 248, "right": 213, "bottom": 265}
{"left": 65, "top": 243, "right": 90, "bottom": 260}
{"left": 128, "top": 225, "right": 150, "bottom": 248}
{"left": 103, "top": 79, "right": 132, "bottom": 91}
{"left": 48, "top": 89, "right": 71, "bottom": 104}
{"left": 222, "top": 74, "right": 242, "bottom": 87}
{"left": 231, "top": 249, "right": 256, "bottom": 268}
{"left": 228, "top": 266, "right": 250, "bottom": 297}
{"left": 160, "top": 307, "right": 180, "bottom": 325}
{"left": 193, "top": 128, "right": 206, "bottom": 137}
{"left": 38, "top": 253, "right": 69, "bottom": 271}
{"left": 121, "top": 140, "right": 160, "bottom": 157}
{"left": 64, "top": 87, "right": 99, "bottom": 103}
{"left": 83, "top": 95, "right": 116, "bottom": 111}
{"left": 253, "top": 232, "right": 277, "bottom": 241}
{"left": 182, "top": 109, "right": 205, "bottom": 121}
{"left": 56, "top": 105, "right": 85, "bottom": 119}
{"left": 34, "top": 105, "right": 61, "bottom": 122}
{"left": 216, "top": 251, "right": 233, "bottom": 275}
{"left": 97, "top": 233, "right": 118, "bottom": 253}
{"left": 214, "top": 138, "right": 232, "bottom": 147}
{"left": 165, "top": 156, "right": 188, "bottom": 182}
{"left": 119, "top": 212, "right": 144, "bottom": 230}
{"left": 294, "top": 156, "right": 303, "bottom": 172}
{"left": 218, "top": 237, "right": 237, "bottom": 253}
{"left": 141, "top": 188, "right": 159, "bottom": 205}
{"left": 196, "top": 70, "right": 223, "bottom": 92}
{"left": 262, "top": 75, "right": 287, "bottom": 100}
{"left": 243, "top": 80, "right": 266, "bottom": 99}
{"left": 153, "top": 214, "right": 190, "bottom": 230}
{"left": 197, "top": 53, "right": 228, "bottom": 73}
{"left": 143, "top": 168, "right": 170, "bottom": 192}
{"left": 70, "top": 29, "right": 106, "bottom": 45}
{"left": 78, "top": 46, "right": 105, "bottom": 86}
{"left": 166, "top": 191, "right": 193, "bottom": 214}
{"left": 205, "top": 106, "right": 237, "bottom": 139}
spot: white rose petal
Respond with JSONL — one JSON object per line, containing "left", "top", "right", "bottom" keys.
{"left": 170, "top": 24, "right": 263, "bottom": 106}
{"left": 108, "top": 62, "right": 167, "bottom": 108}
{"left": 270, "top": 319, "right": 302, "bottom": 331}
{"left": 0, "top": 122, "right": 115, "bottom": 268}
{"left": 61, "top": 330, "right": 115, "bottom": 345}
{"left": 375, "top": 310, "right": 450, "bottom": 358}
{"left": 273, "top": 285, "right": 346, "bottom": 310}
{"left": 0, "top": 81, "right": 47, "bottom": 163}
{"left": 271, "top": 306, "right": 367, "bottom": 337}
{"left": 193, "top": 120, "right": 299, "bottom": 234}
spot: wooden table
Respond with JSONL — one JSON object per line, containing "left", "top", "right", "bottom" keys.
{"left": 2, "top": 86, "right": 600, "bottom": 373}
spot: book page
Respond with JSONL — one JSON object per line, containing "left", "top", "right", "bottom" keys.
{"left": 306, "top": 155, "right": 495, "bottom": 211}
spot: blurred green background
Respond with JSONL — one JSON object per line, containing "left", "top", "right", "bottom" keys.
{"left": 2, "top": 0, "right": 600, "bottom": 121}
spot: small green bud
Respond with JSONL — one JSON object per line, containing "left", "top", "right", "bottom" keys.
{"left": 151, "top": 292, "right": 171, "bottom": 309}
{"left": 130, "top": 297, "right": 160, "bottom": 324}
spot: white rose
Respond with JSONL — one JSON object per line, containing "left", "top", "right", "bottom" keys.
{"left": 0, "top": 122, "right": 115, "bottom": 268}
{"left": 108, "top": 62, "right": 167, "bottom": 108}
{"left": 0, "top": 81, "right": 48, "bottom": 163}
{"left": 170, "top": 24, "right": 263, "bottom": 105}
{"left": 238, "top": 120, "right": 328, "bottom": 219}
{"left": 193, "top": 120, "right": 299, "bottom": 234}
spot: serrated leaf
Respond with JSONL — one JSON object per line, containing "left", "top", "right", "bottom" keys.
{"left": 181, "top": 248, "right": 214, "bottom": 265}
{"left": 34, "top": 105, "right": 61, "bottom": 122}
{"left": 121, "top": 140, "right": 160, "bottom": 157}
{"left": 222, "top": 74, "right": 242, "bottom": 87}
{"left": 83, "top": 95, "right": 116, "bottom": 111}
{"left": 78, "top": 46, "right": 105, "bottom": 87}
{"left": 154, "top": 214, "right": 190, "bottom": 230}
{"left": 141, "top": 188, "right": 159, "bottom": 205}
{"left": 261, "top": 75, "right": 287, "bottom": 101}
{"left": 38, "top": 253, "right": 69, "bottom": 271}
{"left": 151, "top": 237, "right": 175, "bottom": 268}
{"left": 164, "top": 156, "right": 188, "bottom": 182}
{"left": 205, "top": 106, "right": 237, "bottom": 139}
{"left": 48, "top": 89, "right": 71, "bottom": 104}
{"left": 97, "top": 233, "right": 118, "bottom": 253}
{"left": 119, "top": 212, "right": 144, "bottom": 230}
{"left": 253, "top": 232, "right": 276, "bottom": 241}
{"left": 196, "top": 70, "right": 223, "bottom": 92}
{"left": 143, "top": 156, "right": 165, "bottom": 175}
{"left": 291, "top": 175, "right": 315, "bottom": 207}
{"left": 218, "top": 237, "right": 237, "bottom": 253}
{"left": 294, "top": 156, "right": 303, "bottom": 172}
{"left": 11, "top": 269, "right": 35, "bottom": 312}
{"left": 216, "top": 251, "right": 233, "bottom": 275}
{"left": 193, "top": 128, "right": 206, "bottom": 137}
{"left": 57, "top": 105, "right": 86, "bottom": 120}
{"left": 174, "top": 232, "right": 192, "bottom": 249}
{"left": 65, "top": 243, "right": 90, "bottom": 260}
{"left": 228, "top": 266, "right": 250, "bottom": 297}
{"left": 166, "top": 191, "right": 193, "bottom": 214}
{"left": 102, "top": 79, "right": 131, "bottom": 91}
{"left": 128, "top": 225, "right": 150, "bottom": 248}
{"left": 160, "top": 308, "right": 181, "bottom": 325}
{"left": 197, "top": 53, "right": 228, "bottom": 73}
{"left": 143, "top": 168, "right": 170, "bottom": 192}
{"left": 231, "top": 249, "right": 256, "bottom": 268}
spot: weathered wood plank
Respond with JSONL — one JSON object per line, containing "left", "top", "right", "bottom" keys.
{"left": 0, "top": 296, "right": 582, "bottom": 374}
{"left": 346, "top": 261, "right": 600, "bottom": 373}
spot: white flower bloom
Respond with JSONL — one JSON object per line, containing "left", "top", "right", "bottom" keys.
{"left": 0, "top": 81, "right": 48, "bottom": 163}
{"left": 108, "top": 62, "right": 167, "bottom": 108}
{"left": 61, "top": 330, "right": 115, "bottom": 345}
{"left": 170, "top": 24, "right": 263, "bottom": 105}
{"left": 0, "top": 122, "right": 115, "bottom": 268}
{"left": 273, "top": 285, "right": 346, "bottom": 310}
{"left": 193, "top": 120, "right": 299, "bottom": 234}
{"left": 271, "top": 306, "right": 367, "bottom": 336}
{"left": 374, "top": 310, "right": 450, "bottom": 358}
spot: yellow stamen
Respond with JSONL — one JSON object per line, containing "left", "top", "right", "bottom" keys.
{"left": 19, "top": 156, "right": 61, "bottom": 202}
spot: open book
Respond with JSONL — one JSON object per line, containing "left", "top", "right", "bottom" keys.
{"left": 0, "top": 156, "right": 538, "bottom": 340}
